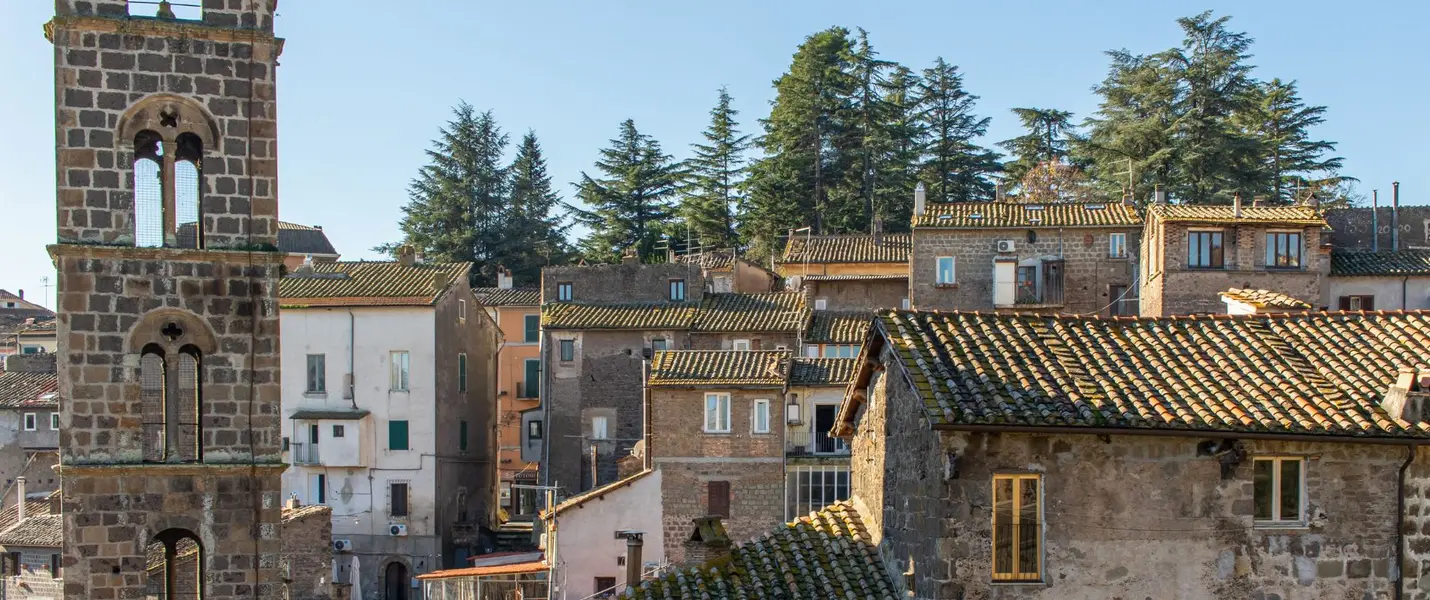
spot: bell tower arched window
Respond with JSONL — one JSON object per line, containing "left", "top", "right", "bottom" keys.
{"left": 134, "top": 131, "right": 165, "bottom": 248}
{"left": 119, "top": 95, "right": 219, "bottom": 250}
{"left": 132, "top": 313, "right": 214, "bottom": 464}
{"left": 140, "top": 344, "right": 167, "bottom": 463}
{"left": 145, "top": 529, "right": 203, "bottom": 599}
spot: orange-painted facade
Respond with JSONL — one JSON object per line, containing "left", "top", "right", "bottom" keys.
{"left": 487, "top": 302, "right": 542, "bottom": 513}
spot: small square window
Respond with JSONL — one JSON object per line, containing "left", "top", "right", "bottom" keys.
{"left": 651, "top": 338, "right": 668, "bottom": 352}
{"left": 814, "top": 298, "right": 828, "bottom": 310}
{"left": 936, "top": 256, "right": 956, "bottom": 285}
{"left": 557, "top": 282, "right": 573, "bottom": 302}
{"left": 592, "top": 416, "right": 609, "bottom": 440}
{"left": 332, "top": 425, "right": 345, "bottom": 438}
{"left": 559, "top": 340, "right": 575, "bottom": 362}
{"left": 732, "top": 339, "right": 751, "bottom": 351}
{"left": 23, "top": 413, "right": 36, "bottom": 431}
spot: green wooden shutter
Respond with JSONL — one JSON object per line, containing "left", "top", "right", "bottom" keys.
{"left": 525, "top": 315, "right": 540, "bottom": 343}
{"left": 524, "top": 360, "right": 541, "bottom": 398}
{"left": 389, "top": 420, "right": 409, "bottom": 450}
{"left": 458, "top": 354, "right": 468, "bottom": 392}
{"left": 459, "top": 420, "right": 469, "bottom": 451}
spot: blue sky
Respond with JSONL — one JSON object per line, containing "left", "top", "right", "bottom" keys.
{"left": 3, "top": 1, "right": 1427, "bottom": 308}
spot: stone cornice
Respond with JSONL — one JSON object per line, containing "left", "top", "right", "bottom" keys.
{"left": 48, "top": 243, "right": 286, "bottom": 264}
{"left": 57, "top": 462, "right": 287, "bottom": 476}
{"left": 44, "top": 15, "right": 285, "bottom": 56}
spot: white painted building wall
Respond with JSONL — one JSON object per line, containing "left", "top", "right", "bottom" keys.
{"left": 1326, "top": 276, "right": 1430, "bottom": 310}
{"left": 548, "top": 470, "right": 664, "bottom": 599}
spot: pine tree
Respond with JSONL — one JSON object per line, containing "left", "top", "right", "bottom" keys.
{"left": 1234, "top": 78, "right": 1343, "bottom": 204}
{"left": 1078, "top": 50, "right": 1179, "bottom": 203}
{"left": 831, "top": 27, "right": 893, "bottom": 233}
{"left": 915, "top": 57, "right": 1000, "bottom": 203}
{"left": 504, "top": 131, "right": 572, "bottom": 283}
{"left": 571, "top": 119, "right": 680, "bottom": 263}
{"left": 381, "top": 103, "right": 510, "bottom": 285}
{"left": 871, "top": 65, "right": 923, "bottom": 229}
{"left": 999, "top": 108, "right": 1076, "bottom": 191}
{"left": 680, "top": 87, "right": 751, "bottom": 251}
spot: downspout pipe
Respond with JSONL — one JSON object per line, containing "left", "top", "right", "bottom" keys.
{"left": 1397, "top": 443, "right": 1416, "bottom": 600}
{"left": 348, "top": 308, "right": 357, "bottom": 410}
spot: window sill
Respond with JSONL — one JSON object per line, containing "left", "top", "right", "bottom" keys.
{"left": 935, "top": 283, "right": 959, "bottom": 289}
{"left": 702, "top": 430, "right": 732, "bottom": 435}
{"left": 990, "top": 579, "right": 1047, "bottom": 587}
{"left": 1252, "top": 521, "right": 1309, "bottom": 530}
{"left": 303, "top": 391, "right": 328, "bottom": 399}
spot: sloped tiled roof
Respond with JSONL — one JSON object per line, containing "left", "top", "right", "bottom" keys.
{"left": 279, "top": 261, "right": 471, "bottom": 308}
{"left": 649, "top": 351, "right": 789, "bottom": 388}
{"left": 1331, "top": 249, "right": 1430, "bottom": 277}
{"left": 0, "top": 371, "right": 58, "bottom": 408}
{"left": 277, "top": 221, "right": 338, "bottom": 256}
{"left": 545, "top": 469, "right": 655, "bottom": 518}
{"left": 0, "top": 500, "right": 52, "bottom": 535}
{"left": 780, "top": 234, "right": 911, "bottom": 265}
{"left": 801, "top": 274, "right": 908, "bottom": 282}
{"left": 622, "top": 501, "right": 895, "bottom": 600}
{"left": 915, "top": 201, "right": 1142, "bottom": 228}
{"left": 805, "top": 311, "right": 872, "bottom": 344}
{"left": 1148, "top": 204, "right": 1327, "bottom": 225}
{"left": 693, "top": 293, "right": 807, "bottom": 333}
{"left": 1220, "top": 289, "right": 1311, "bottom": 310}
{"left": 790, "top": 358, "right": 860, "bottom": 387}
{"left": 542, "top": 302, "right": 698, "bottom": 330}
{"left": 282, "top": 504, "right": 331, "bottom": 523}
{"left": 0, "top": 513, "right": 61, "bottom": 548}
{"left": 868, "top": 310, "right": 1430, "bottom": 438}
{"left": 474, "top": 287, "right": 541, "bottom": 307}
{"left": 676, "top": 250, "right": 736, "bottom": 271}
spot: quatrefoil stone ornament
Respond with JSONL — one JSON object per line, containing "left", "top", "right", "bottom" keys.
{"left": 161, "top": 322, "right": 184, "bottom": 341}
{"left": 159, "top": 107, "right": 179, "bottom": 129}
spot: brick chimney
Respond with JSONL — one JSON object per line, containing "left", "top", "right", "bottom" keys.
{"left": 397, "top": 245, "right": 417, "bottom": 268}
{"left": 1382, "top": 365, "right": 1430, "bottom": 423}
{"left": 682, "top": 516, "right": 731, "bottom": 566}
{"left": 622, "top": 246, "right": 640, "bottom": 265}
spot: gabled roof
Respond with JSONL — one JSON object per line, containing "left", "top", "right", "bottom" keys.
{"left": 278, "top": 261, "right": 471, "bottom": 308}
{"left": 789, "top": 358, "right": 859, "bottom": 387}
{"left": 276, "top": 221, "right": 338, "bottom": 256}
{"left": 544, "top": 469, "right": 655, "bottom": 518}
{"left": 621, "top": 501, "right": 895, "bottom": 600}
{"left": 805, "top": 311, "right": 871, "bottom": 344}
{"left": 676, "top": 250, "right": 736, "bottom": 271}
{"left": 0, "top": 500, "right": 51, "bottom": 535}
{"left": 0, "top": 371, "right": 58, "bottom": 408}
{"left": 855, "top": 310, "right": 1430, "bottom": 439}
{"left": 542, "top": 302, "right": 698, "bottom": 330}
{"left": 693, "top": 293, "right": 807, "bottom": 333}
{"left": 1148, "top": 204, "right": 1327, "bottom": 226}
{"left": 915, "top": 201, "right": 1142, "bottom": 228}
{"left": 1331, "top": 249, "right": 1430, "bottom": 277}
{"left": 649, "top": 351, "right": 789, "bottom": 388}
{"left": 0, "top": 291, "right": 53, "bottom": 315}
{"left": 779, "top": 234, "right": 911, "bottom": 265}
{"left": 474, "top": 287, "right": 541, "bottom": 307}
{"left": 0, "top": 513, "right": 61, "bottom": 548}
{"left": 1219, "top": 288, "right": 1311, "bottom": 310}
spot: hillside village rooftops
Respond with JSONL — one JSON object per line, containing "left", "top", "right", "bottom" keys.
{"left": 0, "top": 513, "right": 61, "bottom": 548}
{"left": 278, "top": 261, "right": 471, "bottom": 308}
{"left": 789, "top": 358, "right": 859, "bottom": 387}
{"left": 675, "top": 250, "right": 737, "bottom": 271}
{"left": 473, "top": 287, "right": 540, "bottom": 307}
{"left": 692, "top": 292, "right": 807, "bottom": 333}
{"left": 805, "top": 311, "right": 872, "bottom": 344}
{"left": 541, "top": 301, "right": 699, "bottom": 330}
{"left": 1148, "top": 203, "right": 1327, "bottom": 226}
{"left": 1219, "top": 288, "right": 1312, "bottom": 310}
{"left": 779, "top": 234, "right": 911, "bottom": 264}
{"left": 1331, "top": 249, "right": 1430, "bottom": 277}
{"left": 843, "top": 309, "right": 1430, "bottom": 439}
{"left": 914, "top": 201, "right": 1143, "bottom": 228}
{"left": 0, "top": 371, "right": 58, "bottom": 409}
{"left": 648, "top": 350, "right": 789, "bottom": 388}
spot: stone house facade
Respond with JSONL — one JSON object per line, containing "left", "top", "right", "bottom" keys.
{"left": 838, "top": 309, "right": 1430, "bottom": 599}
{"left": 797, "top": 275, "right": 909, "bottom": 312}
{"left": 647, "top": 351, "right": 788, "bottom": 566}
{"left": 541, "top": 469, "right": 664, "bottom": 599}
{"left": 675, "top": 251, "right": 778, "bottom": 293}
{"left": 775, "top": 233, "right": 911, "bottom": 278}
{"left": 910, "top": 201, "right": 1143, "bottom": 315}
{"left": 1140, "top": 201, "right": 1329, "bottom": 315}
{"left": 0, "top": 485, "right": 63, "bottom": 600}
{"left": 280, "top": 501, "right": 336, "bottom": 600}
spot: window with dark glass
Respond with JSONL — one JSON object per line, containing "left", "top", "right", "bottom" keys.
{"left": 523, "top": 359, "right": 541, "bottom": 398}
{"left": 1187, "top": 231, "right": 1225, "bottom": 268}
{"left": 1253, "top": 457, "right": 1304, "bottom": 525}
{"left": 1265, "top": 232, "right": 1302, "bottom": 269}
{"left": 557, "top": 282, "right": 573, "bottom": 302}
{"left": 390, "top": 483, "right": 409, "bottom": 517}
{"left": 992, "top": 474, "right": 1042, "bottom": 581}
{"left": 559, "top": 340, "right": 575, "bottom": 362}
{"left": 708, "top": 480, "right": 731, "bottom": 518}
{"left": 306, "top": 354, "right": 325, "bottom": 393}
{"left": 458, "top": 353, "right": 468, "bottom": 392}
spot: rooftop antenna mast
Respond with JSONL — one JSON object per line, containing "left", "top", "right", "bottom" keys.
{"left": 40, "top": 276, "right": 52, "bottom": 311}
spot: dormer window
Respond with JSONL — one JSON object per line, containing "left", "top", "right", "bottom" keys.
{"left": 669, "top": 279, "right": 686, "bottom": 302}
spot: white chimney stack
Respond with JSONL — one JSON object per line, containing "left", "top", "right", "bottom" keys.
{"left": 1233, "top": 193, "right": 1243, "bottom": 218}
{"left": 497, "top": 267, "right": 513, "bottom": 290}
{"left": 15, "top": 477, "right": 25, "bottom": 523}
{"left": 914, "top": 182, "right": 927, "bottom": 218}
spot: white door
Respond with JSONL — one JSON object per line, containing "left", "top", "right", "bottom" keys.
{"left": 994, "top": 261, "right": 1016, "bottom": 306}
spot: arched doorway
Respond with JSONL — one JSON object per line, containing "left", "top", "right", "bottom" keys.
{"left": 384, "top": 562, "right": 409, "bottom": 600}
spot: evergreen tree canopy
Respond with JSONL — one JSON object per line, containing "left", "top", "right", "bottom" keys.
{"left": 915, "top": 57, "right": 1000, "bottom": 203}
{"left": 999, "top": 107, "right": 1076, "bottom": 189}
{"left": 871, "top": 65, "right": 924, "bottom": 230}
{"left": 1163, "top": 10, "right": 1258, "bottom": 204}
{"left": 572, "top": 119, "right": 680, "bottom": 263}
{"left": 1078, "top": 49, "right": 1179, "bottom": 203}
{"left": 680, "top": 87, "right": 751, "bottom": 251}
{"left": 1234, "top": 78, "right": 1343, "bottom": 203}
{"left": 504, "top": 131, "right": 573, "bottom": 283}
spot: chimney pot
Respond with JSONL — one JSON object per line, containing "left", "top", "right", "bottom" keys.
{"left": 15, "top": 477, "right": 26, "bottom": 523}
{"left": 1154, "top": 187, "right": 1167, "bottom": 205}
{"left": 914, "top": 183, "right": 927, "bottom": 219}
{"left": 1233, "top": 193, "right": 1243, "bottom": 218}
{"left": 397, "top": 245, "right": 417, "bottom": 268}
{"left": 17, "top": 290, "right": 23, "bottom": 300}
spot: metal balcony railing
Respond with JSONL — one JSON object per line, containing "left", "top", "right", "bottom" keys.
{"left": 291, "top": 442, "right": 320, "bottom": 465}
{"left": 785, "top": 430, "right": 849, "bottom": 456}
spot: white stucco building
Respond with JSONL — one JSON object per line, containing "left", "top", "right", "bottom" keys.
{"left": 541, "top": 469, "right": 664, "bottom": 599}
{"left": 1326, "top": 249, "right": 1430, "bottom": 310}
{"left": 279, "top": 256, "right": 501, "bottom": 600}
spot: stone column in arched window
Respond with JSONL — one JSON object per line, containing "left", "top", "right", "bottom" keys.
{"left": 174, "top": 347, "right": 202, "bottom": 463}
{"left": 133, "top": 131, "right": 165, "bottom": 249}
{"left": 140, "top": 346, "right": 167, "bottom": 463}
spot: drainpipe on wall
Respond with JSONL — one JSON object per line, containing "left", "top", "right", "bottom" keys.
{"left": 347, "top": 308, "right": 357, "bottom": 410}
{"left": 1396, "top": 443, "right": 1416, "bottom": 600}
{"left": 1392, "top": 181, "right": 1401, "bottom": 252}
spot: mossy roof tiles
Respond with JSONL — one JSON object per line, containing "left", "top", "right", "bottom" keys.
{"left": 693, "top": 293, "right": 808, "bottom": 333}
{"left": 278, "top": 261, "right": 471, "bottom": 307}
{"left": 790, "top": 358, "right": 860, "bottom": 387}
{"left": 806, "top": 311, "right": 872, "bottom": 344}
{"left": 876, "top": 309, "right": 1430, "bottom": 438}
{"left": 1331, "top": 249, "right": 1430, "bottom": 277}
{"left": 542, "top": 302, "right": 698, "bottom": 330}
{"left": 1219, "top": 288, "right": 1311, "bottom": 310}
{"left": 649, "top": 351, "right": 789, "bottom": 388}
{"left": 915, "top": 201, "right": 1142, "bottom": 228}
{"left": 474, "top": 287, "right": 541, "bottom": 307}
{"left": 0, "top": 514, "right": 61, "bottom": 548}
{"left": 779, "top": 234, "right": 911, "bottom": 264}
{"left": 1148, "top": 204, "right": 1327, "bottom": 225}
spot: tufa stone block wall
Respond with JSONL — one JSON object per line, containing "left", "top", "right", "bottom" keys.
{"left": 804, "top": 278, "right": 908, "bottom": 311}
{"left": 281, "top": 505, "right": 334, "bottom": 600}
{"left": 49, "top": 7, "right": 280, "bottom": 248}
{"left": 910, "top": 227, "right": 1140, "bottom": 314}
{"left": 1141, "top": 220, "right": 1327, "bottom": 316}
{"left": 541, "top": 263, "right": 705, "bottom": 305}
{"left": 433, "top": 284, "right": 502, "bottom": 557}
{"left": 1325, "top": 206, "right": 1430, "bottom": 251}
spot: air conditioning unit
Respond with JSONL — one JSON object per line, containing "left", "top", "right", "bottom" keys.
{"left": 389, "top": 524, "right": 408, "bottom": 537}
{"left": 333, "top": 539, "right": 354, "bottom": 552}
{"left": 996, "top": 240, "right": 1017, "bottom": 253}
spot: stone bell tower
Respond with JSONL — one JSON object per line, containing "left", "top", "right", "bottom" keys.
{"left": 46, "top": 1, "right": 285, "bottom": 598}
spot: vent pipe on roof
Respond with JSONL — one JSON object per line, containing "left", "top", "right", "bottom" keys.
{"left": 1233, "top": 193, "right": 1243, "bottom": 219}
{"left": 913, "top": 183, "right": 927, "bottom": 218}
{"left": 995, "top": 181, "right": 1005, "bottom": 202}
{"left": 1373, "top": 190, "right": 1380, "bottom": 252}
{"left": 1393, "top": 181, "right": 1402, "bottom": 251}
{"left": 1154, "top": 185, "right": 1167, "bottom": 205}
{"left": 15, "top": 477, "right": 25, "bottom": 523}
{"left": 618, "top": 531, "right": 644, "bottom": 589}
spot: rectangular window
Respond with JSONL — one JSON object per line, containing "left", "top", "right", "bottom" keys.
{"left": 523, "top": 359, "right": 541, "bottom": 398}
{"left": 1253, "top": 457, "right": 1305, "bottom": 525}
{"left": 992, "top": 474, "right": 1042, "bottom": 582}
{"left": 50, "top": 413, "right": 59, "bottom": 430}
{"left": 459, "top": 299, "right": 467, "bottom": 322}
{"left": 458, "top": 353, "right": 468, "bottom": 392}
{"left": 389, "top": 351, "right": 410, "bottom": 391}
{"left": 390, "top": 483, "right": 409, "bottom": 517}
{"left": 1266, "top": 232, "right": 1302, "bottom": 269}
{"left": 306, "top": 354, "right": 326, "bottom": 393}
{"left": 314, "top": 473, "right": 327, "bottom": 505}
{"left": 936, "top": 256, "right": 956, "bottom": 284}
{"left": 594, "top": 577, "right": 616, "bottom": 597}
{"left": 704, "top": 393, "right": 731, "bottom": 433}
{"left": 5, "top": 552, "right": 18, "bottom": 576}
{"left": 309, "top": 423, "right": 320, "bottom": 445}
{"left": 1340, "top": 295, "right": 1375, "bottom": 311}
{"left": 752, "top": 399, "right": 771, "bottom": 434}
{"left": 459, "top": 420, "right": 469, "bottom": 451}
{"left": 23, "top": 413, "right": 36, "bottom": 431}
{"left": 50, "top": 553, "right": 60, "bottom": 579}
{"left": 527, "top": 420, "right": 543, "bottom": 440}
{"left": 559, "top": 340, "right": 575, "bottom": 362}
{"left": 389, "top": 420, "right": 410, "bottom": 451}
{"left": 785, "top": 466, "right": 851, "bottom": 520}
{"left": 1187, "top": 231, "right": 1225, "bottom": 268}
{"left": 557, "top": 282, "right": 573, "bottom": 302}
{"left": 332, "top": 425, "right": 345, "bottom": 438}
{"left": 708, "top": 481, "right": 731, "bottom": 518}
{"left": 732, "top": 339, "right": 751, "bottom": 351}
{"left": 524, "top": 314, "right": 540, "bottom": 343}
{"left": 804, "top": 345, "right": 819, "bottom": 358}
{"left": 669, "top": 279, "right": 686, "bottom": 301}
{"left": 1109, "top": 233, "right": 1127, "bottom": 258}
{"left": 651, "top": 338, "right": 668, "bottom": 352}
{"left": 592, "top": 416, "right": 608, "bottom": 440}
{"left": 814, "top": 298, "right": 828, "bottom": 310}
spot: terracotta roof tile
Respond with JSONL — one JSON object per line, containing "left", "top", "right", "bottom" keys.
{"left": 790, "top": 358, "right": 860, "bottom": 387}
{"left": 1331, "top": 249, "right": 1430, "bottom": 277}
{"left": 621, "top": 501, "right": 896, "bottom": 600}
{"left": 780, "top": 234, "right": 910, "bottom": 264}
{"left": 872, "top": 310, "right": 1430, "bottom": 438}
{"left": 802, "top": 274, "right": 908, "bottom": 282}
{"left": 276, "top": 221, "right": 338, "bottom": 256}
{"left": 676, "top": 250, "right": 736, "bottom": 271}
{"left": 1149, "top": 204, "right": 1327, "bottom": 225}
{"left": 474, "top": 287, "right": 541, "bottom": 307}
{"left": 279, "top": 261, "right": 470, "bottom": 307}
{"left": 1220, "top": 289, "right": 1311, "bottom": 310}
{"left": 649, "top": 351, "right": 789, "bottom": 388}
{"left": 806, "top": 311, "right": 872, "bottom": 344}
{"left": 0, "top": 514, "right": 61, "bottom": 548}
{"left": 281, "top": 504, "right": 331, "bottom": 523}
{"left": 542, "top": 302, "right": 698, "bottom": 330}
{"left": 0, "top": 501, "right": 51, "bottom": 534}
{"left": 915, "top": 201, "right": 1142, "bottom": 228}
{"left": 693, "top": 293, "right": 807, "bottom": 333}
{"left": 0, "top": 371, "right": 58, "bottom": 408}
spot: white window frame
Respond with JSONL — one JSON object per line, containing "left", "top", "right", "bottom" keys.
{"left": 814, "top": 298, "right": 828, "bottom": 310}
{"left": 901, "top": 297, "right": 910, "bottom": 310}
{"left": 458, "top": 299, "right": 467, "bottom": 322}
{"left": 936, "top": 256, "right": 956, "bottom": 285}
{"left": 23, "top": 413, "right": 36, "bottom": 431}
{"left": 1108, "top": 233, "right": 1127, "bottom": 258}
{"left": 732, "top": 339, "right": 751, "bottom": 351}
{"left": 669, "top": 279, "right": 686, "bottom": 302}
{"left": 557, "top": 282, "right": 573, "bottom": 302}
{"left": 751, "top": 399, "right": 771, "bottom": 434}
{"left": 704, "top": 393, "right": 731, "bottom": 433}
{"left": 50, "top": 413, "right": 59, "bottom": 430}
{"left": 558, "top": 340, "right": 575, "bottom": 363}
{"left": 305, "top": 353, "right": 325, "bottom": 394}
{"left": 804, "top": 345, "right": 819, "bottom": 358}
{"left": 591, "top": 416, "right": 609, "bottom": 440}
{"left": 390, "top": 351, "right": 410, "bottom": 391}
{"left": 1253, "top": 456, "right": 1307, "bottom": 527}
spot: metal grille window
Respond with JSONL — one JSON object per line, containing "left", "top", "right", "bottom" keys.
{"left": 1187, "top": 231, "right": 1225, "bottom": 268}
{"left": 140, "top": 349, "right": 167, "bottom": 463}
{"left": 992, "top": 474, "right": 1042, "bottom": 582}
{"left": 175, "top": 350, "right": 201, "bottom": 463}
{"left": 1265, "top": 232, "right": 1302, "bottom": 269}
{"left": 704, "top": 393, "right": 731, "bottom": 433}
{"left": 1253, "top": 457, "right": 1305, "bottom": 525}
{"left": 134, "top": 133, "right": 165, "bottom": 248}
{"left": 306, "top": 354, "right": 325, "bottom": 393}
{"left": 173, "top": 133, "right": 203, "bottom": 249}
{"left": 390, "top": 483, "right": 410, "bottom": 517}
{"left": 785, "top": 466, "right": 850, "bottom": 520}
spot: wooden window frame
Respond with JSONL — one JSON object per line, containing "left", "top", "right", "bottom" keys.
{"left": 1187, "top": 230, "right": 1225, "bottom": 269}
{"left": 991, "top": 473, "right": 1043, "bottom": 582}
{"left": 1253, "top": 456, "right": 1307, "bottom": 527}
{"left": 707, "top": 480, "right": 731, "bottom": 518}
{"left": 1340, "top": 295, "right": 1375, "bottom": 311}
{"left": 1265, "top": 231, "right": 1303, "bottom": 270}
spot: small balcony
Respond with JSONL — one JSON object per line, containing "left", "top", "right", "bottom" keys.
{"left": 291, "top": 442, "right": 320, "bottom": 465}
{"left": 785, "top": 430, "right": 849, "bottom": 456}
